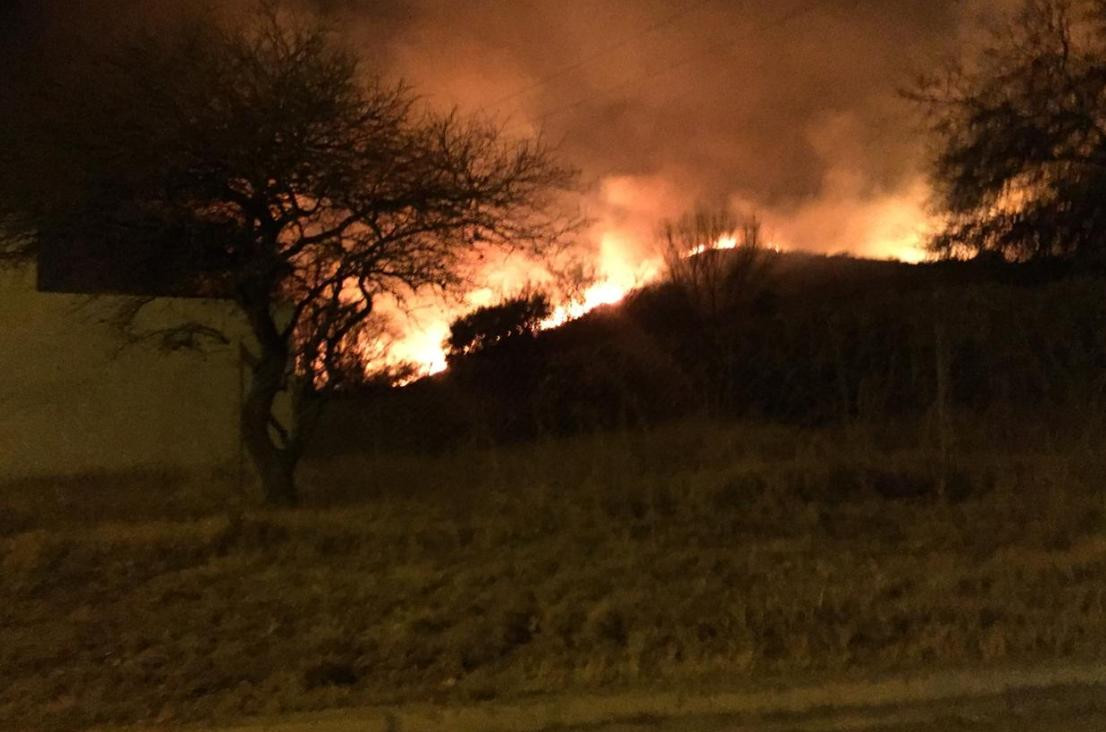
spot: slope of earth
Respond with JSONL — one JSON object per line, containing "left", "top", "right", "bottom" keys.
{"left": 317, "top": 254, "right": 1106, "bottom": 455}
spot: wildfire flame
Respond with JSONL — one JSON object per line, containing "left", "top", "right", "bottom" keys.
{"left": 539, "top": 280, "right": 630, "bottom": 329}
{"left": 687, "top": 234, "right": 738, "bottom": 257}
{"left": 371, "top": 231, "right": 769, "bottom": 381}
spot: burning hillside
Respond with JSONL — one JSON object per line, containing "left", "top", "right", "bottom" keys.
{"left": 369, "top": 189, "right": 932, "bottom": 381}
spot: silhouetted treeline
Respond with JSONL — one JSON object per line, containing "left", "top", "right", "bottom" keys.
{"left": 315, "top": 252, "right": 1106, "bottom": 455}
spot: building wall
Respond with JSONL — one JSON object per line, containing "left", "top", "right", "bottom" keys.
{"left": 1, "top": 267, "right": 246, "bottom": 479}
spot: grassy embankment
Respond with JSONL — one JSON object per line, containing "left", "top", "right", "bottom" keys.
{"left": 3, "top": 416, "right": 1106, "bottom": 730}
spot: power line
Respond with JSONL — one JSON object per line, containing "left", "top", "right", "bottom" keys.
{"left": 535, "top": 0, "right": 827, "bottom": 124}
{"left": 487, "top": 0, "right": 716, "bottom": 111}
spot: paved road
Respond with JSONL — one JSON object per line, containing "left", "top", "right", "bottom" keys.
{"left": 225, "top": 664, "right": 1106, "bottom": 732}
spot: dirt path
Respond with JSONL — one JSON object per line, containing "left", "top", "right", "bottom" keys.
{"left": 216, "top": 663, "right": 1106, "bottom": 732}
{"left": 560, "top": 683, "right": 1106, "bottom": 731}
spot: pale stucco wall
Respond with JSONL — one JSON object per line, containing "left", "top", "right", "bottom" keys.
{"left": 1, "top": 266, "right": 247, "bottom": 479}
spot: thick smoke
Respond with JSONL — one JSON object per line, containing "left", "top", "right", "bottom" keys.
{"left": 318, "top": 0, "right": 1005, "bottom": 368}
{"left": 327, "top": 0, "right": 978, "bottom": 258}
{"left": 8, "top": 0, "right": 1014, "bottom": 370}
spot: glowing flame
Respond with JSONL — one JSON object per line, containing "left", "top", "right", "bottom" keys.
{"left": 688, "top": 235, "right": 739, "bottom": 257}
{"left": 540, "top": 279, "right": 633, "bottom": 329}
{"left": 390, "top": 323, "right": 449, "bottom": 376}
{"left": 361, "top": 229, "right": 794, "bottom": 381}
{"left": 866, "top": 194, "right": 931, "bottom": 263}
{"left": 365, "top": 231, "right": 766, "bottom": 380}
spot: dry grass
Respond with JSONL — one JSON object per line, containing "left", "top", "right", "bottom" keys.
{"left": 2, "top": 419, "right": 1105, "bottom": 730}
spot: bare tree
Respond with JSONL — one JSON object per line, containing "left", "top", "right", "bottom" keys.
{"left": 657, "top": 207, "right": 775, "bottom": 409}
{"left": 0, "top": 5, "right": 576, "bottom": 505}
{"left": 908, "top": 0, "right": 1106, "bottom": 262}
{"left": 659, "top": 207, "right": 771, "bottom": 320}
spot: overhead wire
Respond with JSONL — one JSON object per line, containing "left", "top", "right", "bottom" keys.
{"left": 487, "top": 0, "right": 717, "bottom": 110}
{"left": 534, "top": 0, "right": 828, "bottom": 124}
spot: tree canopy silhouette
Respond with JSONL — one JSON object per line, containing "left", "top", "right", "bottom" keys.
{"left": 446, "top": 291, "right": 552, "bottom": 365}
{"left": 911, "top": 0, "right": 1106, "bottom": 263}
{"left": 0, "top": 5, "right": 576, "bottom": 505}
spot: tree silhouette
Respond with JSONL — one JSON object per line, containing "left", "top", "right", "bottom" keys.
{"left": 910, "top": 0, "right": 1106, "bottom": 262}
{"left": 446, "top": 291, "right": 552, "bottom": 365}
{"left": 657, "top": 207, "right": 776, "bottom": 410}
{"left": 0, "top": 6, "right": 575, "bottom": 505}
{"left": 659, "top": 208, "right": 770, "bottom": 320}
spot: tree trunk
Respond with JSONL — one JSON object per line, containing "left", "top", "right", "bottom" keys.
{"left": 241, "top": 345, "right": 302, "bottom": 506}
{"left": 238, "top": 289, "right": 304, "bottom": 507}
{"left": 255, "top": 444, "right": 298, "bottom": 507}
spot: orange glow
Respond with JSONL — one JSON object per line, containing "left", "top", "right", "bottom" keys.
{"left": 755, "top": 175, "right": 934, "bottom": 263}
{"left": 687, "top": 234, "right": 738, "bottom": 257}
{"left": 540, "top": 231, "right": 665, "bottom": 328}
{"left": 364, "top": 230, "right": 767, "bottom": 379}
{"left": 540, "top": 279, "right": 634, "bottom": 328}
{"left": 359, "top": 181, "right": 934, "bottom": 381}
{"left": 389, "top": 323, "right": 449, "bottom": 377}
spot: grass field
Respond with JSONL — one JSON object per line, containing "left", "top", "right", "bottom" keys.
{"left": 3, "top": 417, "right": 1106, "bottom": 730}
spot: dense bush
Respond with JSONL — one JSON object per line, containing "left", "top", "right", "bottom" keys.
{"left": 445, "top": 292, "right": 552, "bottom": 366}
